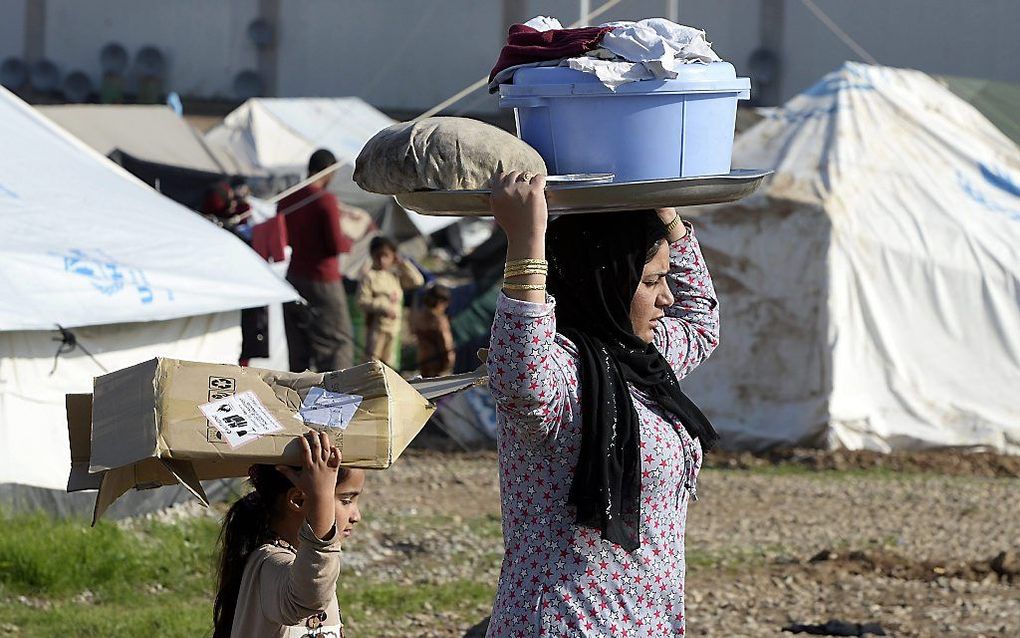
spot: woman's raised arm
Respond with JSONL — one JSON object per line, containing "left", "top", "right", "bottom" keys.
{"left": 486, "top": 172, "right": 572, "bottom": 440}
{"left": 653, "top": 208, "right": 721, "bottom": 380}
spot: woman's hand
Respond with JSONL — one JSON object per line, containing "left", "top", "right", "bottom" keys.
{"left": 656, "top": 207, "right": 688, "bottom": 242}
{"left": 489, "top": 171, "right": 548, "bottom": 243}
{"left": 489, "top": 171, "right": 548, "bottom": 304}
{"left": 655, "top": 207, "right": 676, "bottom": 225}
{"left": 277, "top": 431, "right": 341, "bottom": 539}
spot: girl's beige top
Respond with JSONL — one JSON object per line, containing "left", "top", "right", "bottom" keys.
{"left": 230, "top": 522, "right": 344, "bottom": 638}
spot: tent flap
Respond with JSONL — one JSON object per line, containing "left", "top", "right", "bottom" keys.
{"left": 0, "top": 86, "right": 296, "bottom": 331}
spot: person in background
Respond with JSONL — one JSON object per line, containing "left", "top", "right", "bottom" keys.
{"left": 201, "top": 181, "right": 237, "bottom": 222}
{"left": 411, "top": 284, "right": 456, "bottom": 378}
{"left": 357, "top": 236, "right": 425, "bottom": 367}
{"left": 280, "top": 149, "right": 354, "bottom": 372}
{"left": 229, "top": 176, "right": 252, "bottom": 219}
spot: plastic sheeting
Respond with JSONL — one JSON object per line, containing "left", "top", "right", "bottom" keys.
{"left": 37, "top": 104, "right": 229, "bottom": 173}
{"left": 0, "top": 86, "right": 297, "bottom": 331}
{"left": 940, "top": 75, "right": 1020, "bottom": 149}
{"left": 683, "top": 63, "right": 1020, "bottom": 453}
{"left": 0, "top": 311, "right": 241, "bottom": 492}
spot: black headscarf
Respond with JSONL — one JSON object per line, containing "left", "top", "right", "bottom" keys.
{"left": 546, "top": 210, "right": 719, "bottom": 552}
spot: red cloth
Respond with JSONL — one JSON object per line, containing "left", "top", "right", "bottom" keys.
{"left": 489, "top": 23, "right": 614, "bottom": 82}
{"left": 279, "top": 184, "right": 352, "bottom": 282}
{"left": 251, "top": 214, "right": 288, "bottom": 263}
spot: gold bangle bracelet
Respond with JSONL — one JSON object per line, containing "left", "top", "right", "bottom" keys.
{"left": 503, "top": 268, "right": 548, "bottom": 277}
{"left": 505, "top": 258, "right": 548, "bottom": 268}
{"left": 504, "top": 274, "right": 547, "bottom": 282}
{"left": 664, "top": 213, "right": 682, "bottom": 234}
{"left": 502, "top": 282, "right": 546, "bottom": 291}
{"left": 504, "top": 274, "right": 547, "bottom": 281}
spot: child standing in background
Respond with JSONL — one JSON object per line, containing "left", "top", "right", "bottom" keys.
{"left": 357, "top": 236, "right": 424, "bottom": 366}
{"left": 411, "top": 284, "right": 456, "bottom": 378}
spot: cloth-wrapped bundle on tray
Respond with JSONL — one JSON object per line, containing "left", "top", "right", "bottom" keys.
{"left": 354, "top": 116, "right": 546, "bottom": 193}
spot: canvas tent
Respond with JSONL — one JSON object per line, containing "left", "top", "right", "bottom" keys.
{"left": 38, "top": 104, "right": 236, "bottom": 174}
{"left": 204, "top": 97, "right": 461, "bottom": 238}
{"left": 0, "top": 86, "right": 297, "bottom": 513}
{"left": 940, "top": 75, "right": 1020, "bottom": 149}
{"left": 37, "top": 104, "right": 250, "bottom": 212}
{"left": 682, "top": 63, "right": 1020, "bottom": 453}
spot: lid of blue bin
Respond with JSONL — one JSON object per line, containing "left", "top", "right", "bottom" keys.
{"left": 501, "top": 62, "right": 750, "bottom": 97}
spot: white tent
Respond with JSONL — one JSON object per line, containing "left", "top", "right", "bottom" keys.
{"left": 37, "top": 104, "right": 233, "bottom": 173}
{"left": 684, "top": 63, "right": 1020, "bottom": 453}
{"left": 204, "top": 97, "right": 460, "bottom": 236}
{"left": 0, "top": 86, "right": 296, "bottom": 506}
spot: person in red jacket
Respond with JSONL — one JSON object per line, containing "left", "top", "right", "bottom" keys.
{"left": 280, "top": 149, "right": 354, "bottom": 372}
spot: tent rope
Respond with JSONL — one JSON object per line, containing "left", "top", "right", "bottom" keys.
{"left": 50, "top": 325, "right": 109, "bottom": 376}
{"left": 798, "top": 0, "right": 879, "bottom": 65}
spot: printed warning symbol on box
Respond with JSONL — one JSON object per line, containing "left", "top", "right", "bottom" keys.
{"left": 208, "top": 376, "right": 236, "bottom": 392}
{"left": 206, "top": 377, "right": 237, "bottom": 430}
{"left": 206, "top": 426, "right": 227, "bottom": 445}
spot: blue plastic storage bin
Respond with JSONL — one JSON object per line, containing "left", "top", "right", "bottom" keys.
{"left": 499, "top": 63, "right": 750, "bottom": 181}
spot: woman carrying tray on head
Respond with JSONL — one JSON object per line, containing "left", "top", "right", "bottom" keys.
{"left": 485, "top": 170, "right": 720, "bottom": 637}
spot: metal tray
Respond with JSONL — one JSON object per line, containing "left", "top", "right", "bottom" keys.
{"left": 544, "top": 172, "right": 615, "bottom": 184}
{"left": 395, "top": 169, "right": 772, "bottom": 217}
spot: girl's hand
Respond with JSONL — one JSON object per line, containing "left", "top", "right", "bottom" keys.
{"left": 489, "top": 171, "right": 548, "bottom": 243}
{"left": 277, "top": 431, "right": 341, "bottom": 538}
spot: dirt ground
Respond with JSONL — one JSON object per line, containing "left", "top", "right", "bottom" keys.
{"left": 342, "top": 449, "right": 1020, "bottom": 637}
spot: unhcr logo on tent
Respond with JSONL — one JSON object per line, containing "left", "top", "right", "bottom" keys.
{"left": 958, "top": 164, "right": 1020, "bottom": 221}
{"left": 56, "top": 248, "right": 174, "bottom": 303}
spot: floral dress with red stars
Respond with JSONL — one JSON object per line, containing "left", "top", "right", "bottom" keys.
{"left": 485, "top": 226, "right": 720, "bottom": 638}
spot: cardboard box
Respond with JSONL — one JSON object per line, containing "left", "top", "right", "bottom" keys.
{"left": 67, "top": 358, "right": 486, "bottom": 522}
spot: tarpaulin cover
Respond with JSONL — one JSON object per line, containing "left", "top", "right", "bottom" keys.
{"left": 683, "top": 63, "right": 1020, "bottom": 453}
{"left": 38, "top": 104, "right": 230, "bottom": 173}
{"left": 0, "top": 86, "right": 296, "bottom": 331}
{"left": 0, "top": 311, "right": 242, "bottom": 491}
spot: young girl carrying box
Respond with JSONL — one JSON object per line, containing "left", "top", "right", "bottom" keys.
{"left": 213, "top": 431, "right": 365, "bottom": 638}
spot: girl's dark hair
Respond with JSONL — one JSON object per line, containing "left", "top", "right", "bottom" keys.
{"left": 212, "top": 463, "right": 351, "bottom": 638}
{"left": 369, "top": 235, "right": 398, "bottom": 257}
{"left": 422, "top": 284, "right": 451, "bottom": 309}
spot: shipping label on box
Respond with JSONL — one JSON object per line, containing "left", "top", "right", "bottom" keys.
{"left": 200, "top": 391, "right": 286, "bottom": 448}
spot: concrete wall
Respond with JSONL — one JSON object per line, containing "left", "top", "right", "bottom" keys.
{"left": 1, "top": 0, "right": 1019, "bottom": 110}
{"left": 44, "top": 0, "right": 259, "bottom": 98}
{"left": 778, "top": 0, "right": 1020, "bottom": 99}
{"left": 0, "top": 0, "right": 259, "bottom": 98}
{"left": 0, "top": 1, "right": 26, "bottom": 65}
{"left": 275, "top": 0, "right": 506, "bottom": 111}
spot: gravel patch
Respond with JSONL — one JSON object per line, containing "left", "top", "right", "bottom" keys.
{"left": 127, "top": 450, "right": 1020, "bottom": 637}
